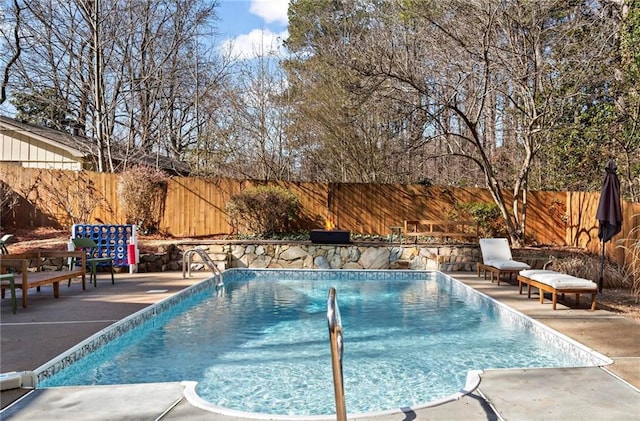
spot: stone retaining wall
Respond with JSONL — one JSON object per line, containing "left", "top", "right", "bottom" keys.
{"left": 26, "top": 239, "right": 566, "bottom": 275}
{"left": 135, "top": 242, "right": 483, "bottom": 273}
{"left": 21, "top": 242, "right": 571, "bottom": 274}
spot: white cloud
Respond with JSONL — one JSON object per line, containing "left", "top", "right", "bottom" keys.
{"left": 217, "top": 0, "right": 290, "bottom": 60}
{"left": 220, "top": 28, "right": 289, "bottom": 60}
{"left": 249, "top": 0, "right": 289, "bottom": 25}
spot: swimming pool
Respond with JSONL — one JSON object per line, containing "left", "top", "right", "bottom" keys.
{"left": 36, "top": 269, "right": 610, "bottom": 418}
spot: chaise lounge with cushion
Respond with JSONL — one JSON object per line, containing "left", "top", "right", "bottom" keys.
{"left": 477, "top": 238, "right": 531, "bottom": 285}
{"left": 517, "top": 269, "right": 597, "bottom": 310}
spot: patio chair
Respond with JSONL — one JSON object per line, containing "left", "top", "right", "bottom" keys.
{"left": 477, "top": 238, "right": 530, "bottom": 285}
{"left": 0, "top": 273, "right": 17, "bottom": 314}
{"left": 70, "top": 237, "right": 115, "bottom": 287}
{"left": 0, "top": 234, "right": 14, "bottom": 254}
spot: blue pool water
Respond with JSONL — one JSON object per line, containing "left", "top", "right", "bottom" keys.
{"left": 39, "top": 270, "right": 606, "bottom": 416}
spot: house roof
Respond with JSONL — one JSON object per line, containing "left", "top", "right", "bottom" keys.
{"left": 0, "top": 115, "right": 190, "bottom": 175}
{"left": 0, "top": 115, "right": 91, "bottom": 159}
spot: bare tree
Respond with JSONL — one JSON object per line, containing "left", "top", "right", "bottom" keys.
{"left": 0, "top": 0, "right": 22, "bottom": 106}
{"left": 284, "top": 0, "right": 434, "bottom": 183}
{"left": 192, "top": 41, "right": 298, "bottom": 181}
{"left": 5, "top": 0, "right": 220, "bottom": 172}
{"left": 613, "top": 0, "right": 640, "bottom": 201}
{"left": 0, "top": 180, "right": 20, "bottom": 226}
{"left": 285, "top": 0, "right": 622, "bottom": 245}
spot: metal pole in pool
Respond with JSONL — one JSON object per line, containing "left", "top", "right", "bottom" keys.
{"left": 327, "top": 287, "right": 347, "bottom": 421}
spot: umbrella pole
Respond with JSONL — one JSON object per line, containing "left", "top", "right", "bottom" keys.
{"left": 599, "top": 240, "right": 605, "bottom": 293}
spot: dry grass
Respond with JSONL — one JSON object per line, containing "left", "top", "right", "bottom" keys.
{"left": 537, "top": 252, "right": 639, "bottom": 319}
{"left": 616, "top": 215, "right": 640, "bottom": 298}
{"left": 548, "top": 253, "right": 632, "bottom": 289}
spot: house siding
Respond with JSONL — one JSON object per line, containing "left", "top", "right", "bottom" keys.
{"left": 1, "top": 116, "right": 189, "bottom": 174}
{"left": 1, "top": 127, "right": 83, "bottom": 170}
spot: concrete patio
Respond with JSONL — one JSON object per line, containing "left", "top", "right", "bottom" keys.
{"left": 1, "top": 270, "right": 638, "bottom": 420}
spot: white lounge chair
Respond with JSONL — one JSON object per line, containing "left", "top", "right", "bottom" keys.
{"left": 477, "top": 238, "right": 530, "bottom": 285}
{"left": 517, "top": 269, "right": 597, "bottom": 310}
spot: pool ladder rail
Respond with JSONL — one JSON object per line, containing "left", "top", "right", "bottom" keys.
{"left": 327, "top": 287, "right": 347, "bottom": 421}
{"left": 182, "top": 247, "right": 224, "bottom": 287}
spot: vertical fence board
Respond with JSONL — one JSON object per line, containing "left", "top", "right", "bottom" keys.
{"left": 566, "top": 191, "right": 640, "bottom": 269}
{"left": 525, "top": 190, "right": 567, "bottom": 245}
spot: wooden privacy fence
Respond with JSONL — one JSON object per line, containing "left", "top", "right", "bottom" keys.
{"left": 1, "top": 165, "right": 638, "bottom": 268}
{"left": 566, "top": 191, "right": 640, "bottom": 272}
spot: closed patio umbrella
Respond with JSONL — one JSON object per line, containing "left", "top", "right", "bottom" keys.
{"left": 595, "top": 160, "right": 623, "bottom": 293}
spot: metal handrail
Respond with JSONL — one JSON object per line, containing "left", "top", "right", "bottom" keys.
{"left": 182, "top": 247, "right": 223, "bottom": 287}
{"left": 327, "top": 287, "right": 347, "bottom": 421}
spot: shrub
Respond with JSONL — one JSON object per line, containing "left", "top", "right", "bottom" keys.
{"left": 117, "top": 166, "right": 168, "bottom": 234}
{"left": 458, "top": 201, "right": 505, "bottom": 238}
{"left": 548, "top": 253, "right": 630, "bottom": 289}
{"left": 0, "top": 180, "right": 19, "bottom": 225}
{"left": 226, "top": 186, "right": 300, "bottom": 237}
{"left": 30, "top": 170, "right": 109, "bottom": 226}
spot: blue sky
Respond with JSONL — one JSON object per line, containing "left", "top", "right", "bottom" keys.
{"left": 216, "top": 0, "right": 290, "bottom": 59}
